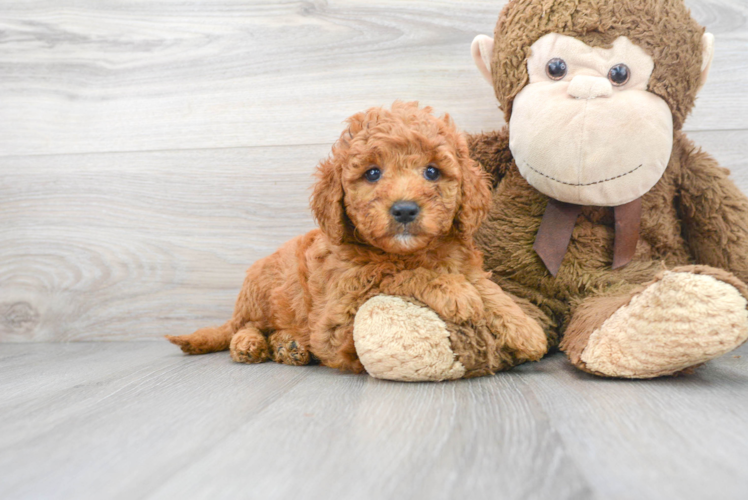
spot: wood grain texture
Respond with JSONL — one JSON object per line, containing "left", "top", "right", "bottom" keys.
{"left": 0, "top": 341, "right": 746, "bottom": 500}
{"left": 0, "top": 145, "right": 325, "bottom": 341}
{"left": 0, "top": 0, "right": 746, "bottom": 158}
{"left": 1, "top": 0, "right": 747, "bottom": 342}
{"left": 3, "top": 132, "right": 748, "bottom": 342}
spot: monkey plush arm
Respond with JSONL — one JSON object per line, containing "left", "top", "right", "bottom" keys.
{"left": 677, "top": 136, "right": 748, "bottom": 283}
{"left": 467, "top": 126, "right": 514, "bottom": 187}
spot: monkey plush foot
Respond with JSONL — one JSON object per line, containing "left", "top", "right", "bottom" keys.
{"left": 353, "top": 294, "right": 540, "bottom": 381}
{"left": 353, "top": 295, "right": 466, "bottom": 381}
{"left": 563, "top": 267, "right": 748, "bottom": 378}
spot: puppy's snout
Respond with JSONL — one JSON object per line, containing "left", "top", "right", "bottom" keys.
{"left": 390, "top": 201, "right": 420, "bottom": 224}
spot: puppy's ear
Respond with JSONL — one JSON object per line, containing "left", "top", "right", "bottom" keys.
{"left": 311, "top": 111, "right": 375, "bottom": 243}
{"left": 310, "top": 154, "right": 349, "bottom": 245}
{"left": 454, "top": 134, "right": 492, "bottom": 242}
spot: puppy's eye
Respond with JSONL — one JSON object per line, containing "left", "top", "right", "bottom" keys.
{"left": 424, "top": 164, "right": 441, "bottom": 181}
{"left": 546, "top": 58, "right": 567, "bottom": 80}
{"left": 608, "top": 64, "right": 630, "bottom": 86}
{"left": 364, "top": 167, "right": 381, "bottom": 182}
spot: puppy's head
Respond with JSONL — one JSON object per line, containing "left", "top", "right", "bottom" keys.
{"left": 310, "top": 102, "right": 491, "bottom": 253}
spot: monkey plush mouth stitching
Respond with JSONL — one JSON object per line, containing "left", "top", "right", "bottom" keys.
{"left": 523, "top": 162, "right": 644, "bottom": 187}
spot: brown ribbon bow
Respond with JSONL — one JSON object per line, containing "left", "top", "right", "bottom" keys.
{"left": 533, "top": 198, "right": 642, "bottom": 276}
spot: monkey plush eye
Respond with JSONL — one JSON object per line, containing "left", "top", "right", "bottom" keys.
{"left": 364, "top": 167, "right": 382, "bottom": 182}
{"left": 608, "top": 64, "right": 631, "bottom": 86}
{"left": 546, "top": 58, "right": 568, "bottom": 80}
{"left": 424, "top": 164, "right": 441, "bottom": 181}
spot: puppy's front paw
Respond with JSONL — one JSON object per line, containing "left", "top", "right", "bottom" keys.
{"left": 424, "top": 277, "right": 483, "bottom": 323}
{"left": 230, "top": 327, "right": 270, "bottom": 364}
{"left": 475, "top": 277, "right": 548, "bottom": 363}
{"left": 487, "top": 312, "right": 548, "bottom": 362}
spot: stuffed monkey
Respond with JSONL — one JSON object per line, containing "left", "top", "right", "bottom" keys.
{"left": 353, "top": 0, "right": 748, "bottom": 381}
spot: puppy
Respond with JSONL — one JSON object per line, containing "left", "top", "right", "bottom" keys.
{"left": 167, "top": 102, "right": 546, "bottom": 372}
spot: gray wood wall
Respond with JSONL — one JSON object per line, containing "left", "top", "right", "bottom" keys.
{"left": 2, "top": 0, "right": 747, "bottom": 342}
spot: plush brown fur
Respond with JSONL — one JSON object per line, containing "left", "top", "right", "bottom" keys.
{"left": 473, "top": 128, "right": 748, "bottom": 353}
{"left": 167, "top": 102, "right": 547, "bottom": 372}
{"left": 491, "top": 0, "right": 704, "bottom": 130}
{"left": 472, "top": 0, "right": 748, "bottom": 375}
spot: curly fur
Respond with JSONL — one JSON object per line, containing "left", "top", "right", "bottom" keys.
{"left": 167, "top": 102, "right": 546, "bottom": 372}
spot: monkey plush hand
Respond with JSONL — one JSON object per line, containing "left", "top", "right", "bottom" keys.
{"left": 353, "top": 0, "right": 748, "bottom": 381}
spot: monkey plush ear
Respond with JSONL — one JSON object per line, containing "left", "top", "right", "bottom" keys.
{"left": 471, "top": 35, "right": 494, "bottom": 85}
{"left": 698, "top": 33, "right": 715, "bottom": 92}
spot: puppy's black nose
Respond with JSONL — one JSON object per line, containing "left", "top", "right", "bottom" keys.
{"left": 390, "top": 201, "right": 420, "bottom": 224}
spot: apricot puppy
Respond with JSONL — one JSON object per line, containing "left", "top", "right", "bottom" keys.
{"left": 167, "top": 102, "right": 547, "bottom": 373}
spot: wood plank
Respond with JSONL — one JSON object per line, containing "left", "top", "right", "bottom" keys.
{"left": 527, "top": 349, "right": 748, "bottom": 500}
{"left": 686, "top": 0, "right": 748, "bottom": 131}
{"left": 2, "top": 130, "right": 748, "bottom": 342}
{"left": 0, "top": 342, "right": 590, "bottom": 500}
{"left": 148, "top": 367, "right": 592, "bottom": 500}
{"left": 0, "top": 0, "right": 745, "bottom": 157}
{"left": 0, "top": 144, "right": 325, "bottom": 342}
{"left": 0, "top": 342, "right": 312, "bottom": 500}
{"left": 689, "top": 130, "right": 748, "bottom": 191}
{"left": 1, "top": 341, "right": 746, "bottom": 499}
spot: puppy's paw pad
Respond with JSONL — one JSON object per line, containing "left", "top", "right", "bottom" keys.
{"left": 269, "top": 333, "right": 311, "bottom": 366}
{"left": 230, "top": 333, "right": 270, "bottom": 364}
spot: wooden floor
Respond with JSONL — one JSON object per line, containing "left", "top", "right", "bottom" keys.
{"left": 1, "top": 341, "right": 747, "bottom": 500}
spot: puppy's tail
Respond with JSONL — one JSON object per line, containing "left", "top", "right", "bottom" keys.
{"left": 166, "top": 321, "right": 235, "bottom": 355}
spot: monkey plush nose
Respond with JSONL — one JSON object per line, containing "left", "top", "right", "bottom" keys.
{"left": 568, "top": 75, "right": 613, "bottom": 99}
{"left": 390, "top": 201, "right": 420, "bottom": 224}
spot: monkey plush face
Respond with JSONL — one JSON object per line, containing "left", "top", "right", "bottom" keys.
{"left": 508, "top": 34, "right": 673, "bottom": 206}
{"left": 471, "top": 0, "right": 715, "bottom": 207}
